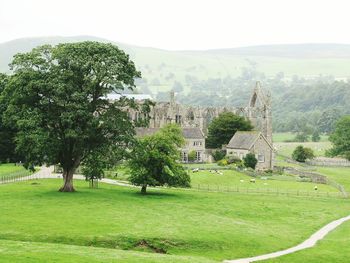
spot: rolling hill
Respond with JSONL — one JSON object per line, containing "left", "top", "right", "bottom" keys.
{"left": 1, "top": 36, "right": 350, "bottom": 95}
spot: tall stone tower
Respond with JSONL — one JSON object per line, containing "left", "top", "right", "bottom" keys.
{"left": 247, "top": 82, "right": 273, "bottom": 143}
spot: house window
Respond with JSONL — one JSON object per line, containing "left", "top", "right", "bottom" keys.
{"left": 193, "top": 141, "right": 202, "bottom": 146}
{"left": 175, "top": 115, "right": 182, "bottom": 124}
{"left": 258, "top": 154, "right": 265, "bottom": 162}
{"left": 182, "top": 152, "right": 188, "bottom": 162}
{"left": 196, "top": 151, "right": 202, "bottom": 162}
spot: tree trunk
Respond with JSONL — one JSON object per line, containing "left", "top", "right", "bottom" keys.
{"left": 59, "top": 169, "right": 75, "bottom": 192}
{"left": 141, "top": 184, "right": 147, "bottom": 195}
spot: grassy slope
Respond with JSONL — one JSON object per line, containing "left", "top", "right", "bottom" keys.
{"left": 262, "top": 217, "right": 350, "bottom": 263}
{"left": 272, "top": 132, "right": 329, "bottom": 143}
{"left": 0, "top": 163, "right": 27, "bottom": 176}
{"left": 0, "top": 179, "right": 349, "bottom": 261}
{"left": 274, "top": 141, "right": 332, "bottom": 158}
{"left": 190, "top": 169, "right": 337, "bottom": 192}
{"left": 0, "top": 239, "right": 215, "bottom": 263}
{"left": 2, "top": 38, "right": 350, "bottom": 94}
{"left": 317, "top": 167, "right": 350, "bottom": 192}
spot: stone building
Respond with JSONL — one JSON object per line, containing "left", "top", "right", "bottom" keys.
{"left": 135, "top": 127, "right": 208, "bottom": 163}
{"left": 226, "top": 131, "right": 274, "bottom": 170}
{"left": 110, "top": 81, "right": 273, "bottom": 167}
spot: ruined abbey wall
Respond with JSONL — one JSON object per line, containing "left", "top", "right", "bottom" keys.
{"left": 130, "top": 82, "right": 272, "bottom": 143}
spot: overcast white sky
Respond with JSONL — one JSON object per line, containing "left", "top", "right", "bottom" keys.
{"left": 1, "top": 0, "right": 350, "bottom": 50}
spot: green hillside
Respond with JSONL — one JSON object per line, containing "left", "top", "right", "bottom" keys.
{"left": 1, "top": 37, "right": 350, "bottom": 131}
{"left": 1, "top": 37, "right": 350, "bottom": 94}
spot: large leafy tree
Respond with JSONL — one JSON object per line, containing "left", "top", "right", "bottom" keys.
{"left": 206, "top": 112, "right": 253, "bottom": 148}
{"left": 129, "top": 124, "right": 191, "bottom": 194}
{"left": 3, "top": 41, "right": 146, "bottom": 192}
{"left": 328, "top": 115, "right": 350, "bottom": 160}
{"left": 0, "top": 73, "right": 20, "bottom": 163}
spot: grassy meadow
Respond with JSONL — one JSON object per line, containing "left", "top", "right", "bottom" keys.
{"left": 0, "top": 163, "right": 28, "bottom": 177}
{"left": 0, "top": 179, "right": 349, "bottom": 262}
{"left": 273, "top": 132, "right": 332, "bottom": 158}
{"left": 263, "top": 220, "right": 350, "bottom": 263}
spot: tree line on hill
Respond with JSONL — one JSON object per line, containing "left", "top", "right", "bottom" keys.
{"left": 150, "top": 68, "right": 350, "bottom": 135}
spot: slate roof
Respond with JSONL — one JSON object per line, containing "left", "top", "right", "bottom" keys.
{"left": 182, "top": 128, "right": 205, "bottom": 139}
{"left": 226, "top": 131, "right": 261, "bottom": 150}
{"left": 135, "top": 128, "right": 160, "bottom": 137}
{"left": 135, "top": 127, "right": 204, "bottom": 139}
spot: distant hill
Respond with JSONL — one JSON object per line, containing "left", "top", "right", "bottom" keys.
{"left": 1, "top": 36, "right": 350, "bottom": 132}
{"left": 1, "top": 36, "right": 350, "bottom": 94}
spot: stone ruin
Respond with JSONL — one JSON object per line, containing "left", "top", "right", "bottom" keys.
{"left": 129, "top": 81, "right": 272, "bottom": 143}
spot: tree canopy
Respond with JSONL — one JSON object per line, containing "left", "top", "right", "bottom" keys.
{"left": 0, "top": 73, "right": 20, "bottom": 163}
{"left": 292, "top": 145, "right": 315, "bottom": 162}
{"left": 3, "top": 41, "right": 148, "bottom": 191}
{"left": 328, "top": 115, "right": 350, "bottom": 160}
{"left": 206, "top": 112, "right": 253, "bottom": 149}
{"left": 129, "top": 124, "right": 191, "bottom": 194}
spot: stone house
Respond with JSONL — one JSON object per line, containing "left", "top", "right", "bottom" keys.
{"left": 226, "top": 131, "right": 274, "bottom": 170}
{"left": 135, "top": 127, "right": 207, "bottom": 163}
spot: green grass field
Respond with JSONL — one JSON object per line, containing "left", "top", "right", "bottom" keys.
{"left": 0, "top": 179, "right": 349, "bottom": 262}
{"left": 190, "top": 169, "right": 337, "bottom": 193}
{"left": 274, "top": 141, "right": 332, "bottom": 158}
{"left": 262, "top": 220, "right": 350, "bottom": 263}
{"left": 272, "top": 133, "right": 329, "bottom": 143}
{"left": 0, "top": 163, "right": 28, "bottom": 176}
{"left": 317, "top": 167, "right": 350, "bottom": 192}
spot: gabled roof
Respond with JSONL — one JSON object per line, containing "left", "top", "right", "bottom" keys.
{"left": 182, "top": 128, "right": 205, "bottom": 139}
{"left": 135, "top": 127, "right": 204, "bottom": 139}
{"left": 135, "top": 128, "right": 160, "bottom": 137}
{"left": 227, "top": 131, "right": 273, "bottom": 150}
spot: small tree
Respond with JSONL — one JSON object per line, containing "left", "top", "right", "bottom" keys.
{"left": 328, "top": 115, "right": 350, "bottom": 160}
{"left": 311, "top": 130, "right": 321, "bottom": 142}
{"left": 243, "top": 153, "right": 258, "bottom": 169}
{"left": 211, "top": 150, "right": 226, "bottom": 161}
{"left": 129, "top": 124, "right": 191, "bottom": 194}
{"left": 294, "top": 132, "right": 309, "bottom": 142}
{"left": 187, "top": 150, "right": 197, "bottom": 162}
{"left": 292, "top": 145, "right": 315, "bottom": 162}
{"left": 206, "top": 112, "right": 253, "bottom": 149}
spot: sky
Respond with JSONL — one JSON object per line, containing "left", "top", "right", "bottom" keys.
{"left": 1, "top": 0, "right": 350, "bottom": 50}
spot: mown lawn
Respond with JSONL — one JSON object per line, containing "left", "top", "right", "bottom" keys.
{"left": 0, "top": 179, "right": 349, "bottom": 262}
{"left": 262, "top": 220, "right": 350, "bottom": 263}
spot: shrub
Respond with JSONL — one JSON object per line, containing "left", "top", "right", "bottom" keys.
{"left": 226, "top": 156, "right": 241, "bottom": 164}
{"left": 311, "top": 130, "right": 321, "bottom": 142}
{"left": 217, "top": 159, "right": 228, "bottom": 166}
{"left": 211, "top": 150, "right": 226, "bottom": 161}
{"left": 187, "top": 150, "right": 197, "bottom": 162}
{"left": 243, "top": 153, "right": 258, "bottom": 169}
{"left": 292, "top": 145, "right": 315, "bottom": 162}
{"left": 293, "top": 132, "right": 309, "bottom": 142}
